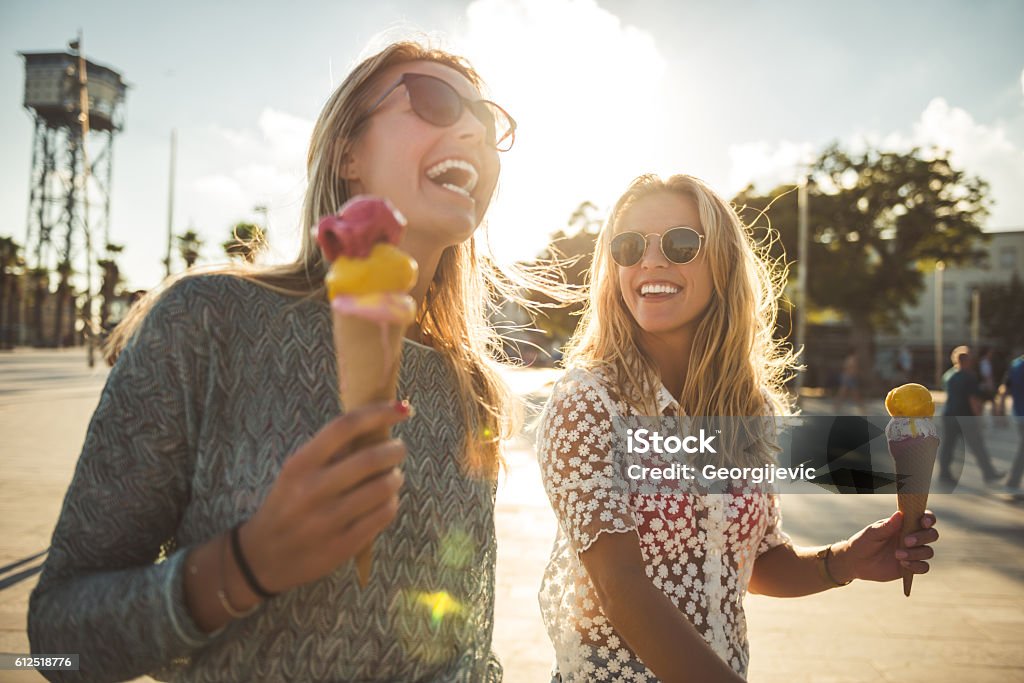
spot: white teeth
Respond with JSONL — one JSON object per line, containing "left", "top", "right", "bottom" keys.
{"left": 441, "top": 183, "right": 471, "bottom": 198}
{"left": 425, "top": 158, "right": 479, "bottom": 195}
{"left": 640, "top": 283, "right": 681, "bottom": 296}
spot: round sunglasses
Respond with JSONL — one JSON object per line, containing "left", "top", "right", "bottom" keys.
{"left": 610, "top": 226, "right": 705, "bottom": 267}
{"left": 362, "top": 72, "right": 517, "bottom": 152}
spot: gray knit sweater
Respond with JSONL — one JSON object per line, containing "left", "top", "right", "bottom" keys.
{"left": 28, "top": 274, "right": 502, "bottom": 682}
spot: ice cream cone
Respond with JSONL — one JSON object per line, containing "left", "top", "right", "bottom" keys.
{"left": 889, "top": 434, "right": 938, "bottom": 597}
{"left": 332, "top": 308, "right": 408, "bottom": 587}
{"left": 317, "top": 195, "right": 417, "bottom": 588}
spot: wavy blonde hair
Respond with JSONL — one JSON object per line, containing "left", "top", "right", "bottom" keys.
{"left": 106, "top": 41, "right": 520, "bottom": 479}
{"left": 564, "top": 174, "right": 798, "bottom": 463}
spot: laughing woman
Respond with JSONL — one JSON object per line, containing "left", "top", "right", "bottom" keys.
{"left": 537, "top": 174, "right": 939, "bottom": 682}
{"left": 30, "top": 41, "right": 519, "bottom": 682}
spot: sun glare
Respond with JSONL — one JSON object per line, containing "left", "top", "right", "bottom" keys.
{"left": 456, "top": 0, "right": 677, "bottom": 266}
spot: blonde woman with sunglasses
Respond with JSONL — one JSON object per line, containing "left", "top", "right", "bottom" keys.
{"left": 29, "top": 41, "right": 519, "bottom": 682}
{"left": 537, "top": 174, "right": 939, "bottom": 682}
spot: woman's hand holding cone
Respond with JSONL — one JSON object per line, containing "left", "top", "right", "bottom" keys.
{"left": 235, "top": 401, "right": 410, "bottom": 596}
{"left": 829, "top": 510, "right": 939, "bottom": 584}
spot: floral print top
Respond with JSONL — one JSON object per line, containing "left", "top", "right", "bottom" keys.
{"left": 537, "top": 366, "right": 790, "bottom": 681}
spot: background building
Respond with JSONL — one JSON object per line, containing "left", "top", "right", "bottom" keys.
{"left": 876, "top": 228, "right": 1024, "bottom": 382}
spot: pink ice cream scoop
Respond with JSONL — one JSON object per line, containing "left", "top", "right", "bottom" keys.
{"left": 317, "top": 196, "right": 406, "bottom": 261}
{"left": 317, "top": 197, "right": 417, "bottom": 300}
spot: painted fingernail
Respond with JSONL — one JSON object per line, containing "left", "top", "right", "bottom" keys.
{"left": 394, "top": 400, "right": 414, "bottom": 417}
{"left": 895, "top": 550, "right": 909, "bottom": 559}
{"left": 905, "top": 535, "right": 917, "bottom": 546}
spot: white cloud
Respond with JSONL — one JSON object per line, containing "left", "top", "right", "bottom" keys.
{"left": 456, "top": 0, "right": 672, "bottom": 261}
{"left": 184, "top": 108, "right": 312, "bottom": 265}
{"left": 726, "top": 140, "right": 815, "bottom": 196}
{"left": 173, "top": 2, "right": 673, "bottom": 270}
{"left": 891, "top": 98, "right": 1024, "bottom": 229}
{"left": 727, "top": 97, "right": 1024, "bottom": 230}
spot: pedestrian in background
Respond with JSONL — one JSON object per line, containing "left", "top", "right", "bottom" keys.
{"left": 997, "top": 353, "right": 1024, "bottom": 493}
{"left": 897, "top": 345, "right": 913, "bottom": 384}
{"left": 938, "top": 345, "right": 1006, "bottom": 487}
{"left": 978, "top": 347, "right": 997, "bottom": 415}
{"left": 834, "top": 349, "right": 864, "bottom": 415}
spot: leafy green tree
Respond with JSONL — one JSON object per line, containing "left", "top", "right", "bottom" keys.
{"left": 222, "top": 222, "right": 266, "bottom": 263}
{"left": 177, "top": 229, "right": 203, "bottom": 269}
{"left": 734, "top": 144, "right": 990, "bottom": 382}
{"left": 53, "top": 259, "right": 74, "bottom": 347}
{"left": 28, "top": 267, "right": 48, "bottom": 347}
{"left": 97, "top": 243, "right": 124, "bottom": 329}
{"left": 526, "top": 201, "right": 603, "bottom": 343}
{"left": 0, "top": 237, "right": 25, "bottom": 348}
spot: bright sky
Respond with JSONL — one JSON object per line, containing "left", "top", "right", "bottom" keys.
{"left": 2, "top": 0, "right": 1023, "bottom": 290}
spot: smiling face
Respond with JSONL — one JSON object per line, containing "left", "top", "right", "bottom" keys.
{"left": 615, "top": 191, "right": 714, "bottom": 346}
{"left": 342, "top": 60, "right": 501, "bottom": 249}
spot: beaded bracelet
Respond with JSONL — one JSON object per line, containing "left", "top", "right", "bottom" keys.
{"left": 229, "top": 523, "right": 278, "bottom": 600}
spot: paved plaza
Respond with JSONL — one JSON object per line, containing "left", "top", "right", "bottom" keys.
{"left": 1, "top": 349, "right": 1022, "bottom": 682}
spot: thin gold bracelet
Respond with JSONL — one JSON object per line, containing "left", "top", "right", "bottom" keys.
{"left": 817, "top": 543, "right": 852, "bottom": 587}
{"left": 219, "top": 534, "right": 259, "bottom": 619}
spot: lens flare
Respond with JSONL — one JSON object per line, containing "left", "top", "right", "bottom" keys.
{"left": 415, "top": 590, "right": 464, "bottom": 628}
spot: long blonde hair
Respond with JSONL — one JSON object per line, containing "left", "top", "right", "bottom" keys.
{"left": 564, "top": 174, "right": 798, "bottom": 462}
{"left": 106, "top": 41, "right": 518, "bottom": 478}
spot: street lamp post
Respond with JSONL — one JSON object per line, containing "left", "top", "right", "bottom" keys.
{"left": 934, "top": 261, "right": 945, "bottom": 388}
{"left": 165, "top": 130, "right": 177, "bottom": 278}
{"left": 970, "top": 288, "right": 980, "bottom": 347}
{"left": 254, "top": 204, "right": 269, "bottom": 237}
{"left": 72, "top": 32, "right": 95, "bottom": 368}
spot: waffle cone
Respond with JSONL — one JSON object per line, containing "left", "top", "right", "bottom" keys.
{"left": 888, "top": 435, "right": 939, "bottom": 597}
{"left": 332, "top": 309, "right": 409, "bottom": 587}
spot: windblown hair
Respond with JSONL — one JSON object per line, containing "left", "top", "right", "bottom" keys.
{"left": 105, "top": 41, "right": 520, "bottom": 479}
{"left": 563, "top": 174, "right": 799, "bottom": 465}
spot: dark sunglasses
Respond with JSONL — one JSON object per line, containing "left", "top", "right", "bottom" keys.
{"left": 362, "top": 72, "right": 517, "bottom": 152}
{"left": 610, "top": 227, "right": 705, "bottom": 267}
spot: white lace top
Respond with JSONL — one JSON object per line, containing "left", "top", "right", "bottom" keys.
{"left": 537, "top": 366, "right": 790, "bottom": 681}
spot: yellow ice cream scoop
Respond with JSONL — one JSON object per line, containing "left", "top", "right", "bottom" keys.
{"left": 326, "top": 243, "right": 418, "bottom": 299}
{"left": 885, "top": 383, "right": 934, "bottom": 417}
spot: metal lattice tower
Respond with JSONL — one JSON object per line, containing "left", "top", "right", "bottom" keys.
{"left": 20, "top": 45, "right": 127, "bottom": 349}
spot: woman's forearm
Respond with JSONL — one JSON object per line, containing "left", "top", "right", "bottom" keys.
{"left": 184, "top": 529, "right": 264, "bottom": 634}
{"left": 28, "top": 548, "right": 219, "bottom": 683}
{"left": 748, "top": 541, "right": 854, "bottom": 597}
{"left": 598, "top": 567, "right": 745, "bottom": 683}
{"left": 578, "top": 531, "right": 744, "bottom": 682}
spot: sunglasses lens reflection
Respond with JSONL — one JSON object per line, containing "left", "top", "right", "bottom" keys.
{"left": 663, "top": 228, "right": 701, "bottom": 264}
{"left": 611, "top": 234, "right": 646, "bottom": 267}
{"left": 405, "top": 75, "right": 515, "bottom": 151}
{"left": 407, "top": 76, "right": 462, "bottom": 127}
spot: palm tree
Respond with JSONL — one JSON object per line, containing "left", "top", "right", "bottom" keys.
{"left": 53, "top": 259, "right": 74, "bottom": 347}
{"left": 0, "top": 237, "right": 25, "bottom": 349}
{"left": 222, "top": 222, "right": 266, "bottom": 264}
{"left": 177, "top": 229, "right": 203, "bottom": 269}
{"left": 97, "top": 243, "right": 124, "bottom": 330}
{"left": 29, "top": 267, "right": 48, "bottom": 347}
